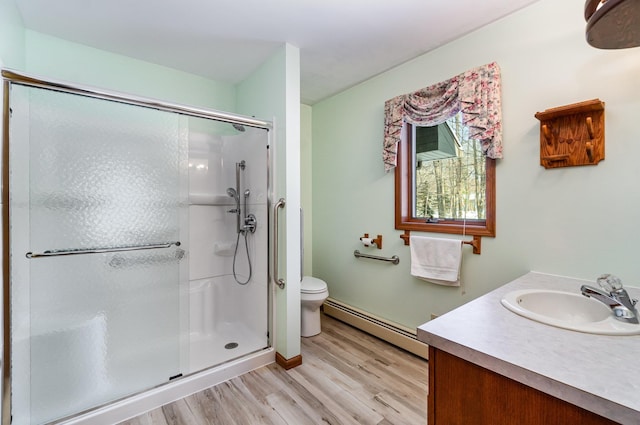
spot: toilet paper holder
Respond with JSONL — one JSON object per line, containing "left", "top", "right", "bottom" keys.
{"left": 360, "top": 233, "right": 382, "bottom": 249}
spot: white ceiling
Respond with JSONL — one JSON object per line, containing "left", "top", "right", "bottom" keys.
{"left": 14, "top": 0, "right": 541, "bottom": 104}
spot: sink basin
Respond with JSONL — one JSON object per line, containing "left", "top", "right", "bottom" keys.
{"left": 501, "top": 289, "right": 640, "bottom": 335}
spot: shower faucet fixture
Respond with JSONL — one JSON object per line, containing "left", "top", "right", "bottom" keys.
{"left": 244, "top": 214, "right": 257, "bottom": 233}
{"left": 228, "top": 159, "right": 256, "bottom": 285}
{"left": 227, "top": 161, "right": 256, "bottom": 234}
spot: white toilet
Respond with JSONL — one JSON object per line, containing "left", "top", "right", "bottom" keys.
{"left": 300, "top": 276, "right": 329, "bottom": 337}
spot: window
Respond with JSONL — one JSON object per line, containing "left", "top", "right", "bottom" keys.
{"left": 395, "top": 116, "right": 495, "bottom": 237}
{"left": 385, "top": 62, "right": 501, "bottom": 239}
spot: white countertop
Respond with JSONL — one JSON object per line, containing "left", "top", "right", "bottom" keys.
{"left": 417, "top": 272, "right": 640, "bottom": 424}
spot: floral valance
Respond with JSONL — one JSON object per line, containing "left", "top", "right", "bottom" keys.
{"left": 383, "top": 62, "right": 503, "bottom": 172}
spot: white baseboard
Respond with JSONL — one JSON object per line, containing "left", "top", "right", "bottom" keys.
{"left": 323, "top": 298, "right": 428, "bottom": 359}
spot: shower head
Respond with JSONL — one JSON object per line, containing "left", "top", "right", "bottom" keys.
{"left": 244, "top": 189, "right": 250, "bottom": 198}
{"left": 226, "top": 187, "right": 238, "bottom": 200}
{"left": 232, "top": 123, "right": 246, "bottom": 132}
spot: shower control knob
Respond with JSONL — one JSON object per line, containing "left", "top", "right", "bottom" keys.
{"left": 244, "top": 214, "right": 257, "bottom": 233}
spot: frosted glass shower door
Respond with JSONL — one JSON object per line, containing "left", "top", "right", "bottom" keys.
{"left": 9, "top": 85, "right": 188, "bottom": 424}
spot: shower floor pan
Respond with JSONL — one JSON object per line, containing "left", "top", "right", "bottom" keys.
{"left": 188, "top": 321, "right": 267, "bottom": 373}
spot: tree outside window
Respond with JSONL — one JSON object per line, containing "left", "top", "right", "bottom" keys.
{"left": 395, "top": 115, "right": 495, "bottom": 237}
{"left": 413, "top": 113, "right": 486, "bottom": 222}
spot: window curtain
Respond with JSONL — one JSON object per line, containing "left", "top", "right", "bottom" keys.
{"left": 383, "top": 62, "right": 502, "bottom": 172}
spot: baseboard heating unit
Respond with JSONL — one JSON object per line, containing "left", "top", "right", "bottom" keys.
{"left": 323, "top": 298, "right": 428, "bottom": 359}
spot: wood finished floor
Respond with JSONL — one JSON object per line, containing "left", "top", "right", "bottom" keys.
{"left": 120, "top": 314, "right": 428, "bottom": 425}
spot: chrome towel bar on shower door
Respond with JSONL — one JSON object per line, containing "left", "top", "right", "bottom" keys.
{"left": 25, "top": 241, "right": 182, "bottom": 259}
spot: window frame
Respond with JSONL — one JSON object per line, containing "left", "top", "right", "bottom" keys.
{"left": 395, "top": 122, "right": 496, "bottom": 237}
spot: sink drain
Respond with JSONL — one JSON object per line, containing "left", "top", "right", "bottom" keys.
{"left": 225, "top": 342, "right": 239, "bottom": 350}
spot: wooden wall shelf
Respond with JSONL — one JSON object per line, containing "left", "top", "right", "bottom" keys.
{"left": 534, "top": 99, "right": 605, "bottom": 169}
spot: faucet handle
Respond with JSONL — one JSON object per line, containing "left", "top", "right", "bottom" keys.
{"left": 597, "top": 274, "right": 623, "bottom": 293}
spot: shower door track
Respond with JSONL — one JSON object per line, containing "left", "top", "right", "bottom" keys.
{"left": 1, "top": 68, "right": 274, "bottom": 425}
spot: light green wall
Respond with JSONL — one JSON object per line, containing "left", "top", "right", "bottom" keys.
{"left": 0, "top": 0, "right": 25, "bottom": 69}
{"left": 311, "top": 0, "right": 640, "bottom": 329}
{"left": 301, "top": 104, "right": 313, "bottom": 275}
{"left": 237, "top": 44, "right": 301, "bottom": 360}
{"left": 24, "top": 30, "right": 236, "bottom": 112}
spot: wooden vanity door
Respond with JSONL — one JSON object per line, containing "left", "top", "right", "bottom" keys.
{"left": 428, "top": 347, "right": 617, "bottom": 425}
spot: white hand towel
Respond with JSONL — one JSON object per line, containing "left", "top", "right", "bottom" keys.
{"left": 410, "top": 235, "right": 462, "bottom": 286}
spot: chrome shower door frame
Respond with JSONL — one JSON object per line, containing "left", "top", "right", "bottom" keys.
{"left": 1, "top": 69, "right": 274, "bottom": 425}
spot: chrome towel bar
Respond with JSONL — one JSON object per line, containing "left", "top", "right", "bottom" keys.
{"left": 26, "top": 241, "right": 181, "bottom": 259}
{"left": 354, "top": 250, "right": 400, "bottom": 265}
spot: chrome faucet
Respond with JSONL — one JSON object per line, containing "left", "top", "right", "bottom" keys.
{"left": 581, "top": 274, "right": 639, "bottom": 324}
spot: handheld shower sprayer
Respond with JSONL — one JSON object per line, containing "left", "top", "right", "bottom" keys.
{"left": 226, "top": 187, "right": 238, "bottom": 201}
{"left": 226, "top": 161, "right": 255, "bottom": 235}
{"left": 226, "top": 187, "right": 241, "bottom": 233}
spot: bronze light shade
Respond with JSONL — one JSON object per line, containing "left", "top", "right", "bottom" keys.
{"left": 585, "top": 0, "right": 640, "bottom": 48}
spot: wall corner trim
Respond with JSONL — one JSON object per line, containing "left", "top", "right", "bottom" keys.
{"left": 275, "top": 352, "right": 303, "bottom": 370}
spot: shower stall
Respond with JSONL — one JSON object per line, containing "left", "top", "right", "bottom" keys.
{"left": 1, "top": 70, "right": 276, "bottom": 425}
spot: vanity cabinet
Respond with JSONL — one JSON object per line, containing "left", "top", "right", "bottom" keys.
{"left": 428, "top": 346, "right": 617, "bottom": 425}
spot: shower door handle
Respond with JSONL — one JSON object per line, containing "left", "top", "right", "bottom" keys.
{"left": 25, "top": 241, "right": 181, "bottom": 258}
{"left": 273, "top": 198, "right": 286, "bottom": 289}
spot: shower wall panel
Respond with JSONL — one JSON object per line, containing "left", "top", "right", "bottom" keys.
{"left": 186, "top": 120, "right": 269, "bottom": 374}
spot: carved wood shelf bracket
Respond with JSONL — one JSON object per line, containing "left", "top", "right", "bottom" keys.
{"left": 534, "top": 99, "right": 605, "bottom": 169}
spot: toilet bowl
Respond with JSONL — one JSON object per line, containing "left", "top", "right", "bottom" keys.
{"left": 300, "top": 276, "right": 329, "bottom": 337}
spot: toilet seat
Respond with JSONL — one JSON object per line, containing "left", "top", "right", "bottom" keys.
{"left": 301, "top": 276, "right": 327, "bottom": 294}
